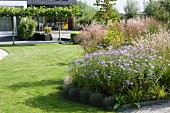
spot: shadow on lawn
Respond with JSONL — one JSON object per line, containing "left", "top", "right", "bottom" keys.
{"left": 25, "top": 92, "right": 97, "bottom": 113}
{"left": 9, "top": 80, "right": 98, "bottom": 112}
{"left": 46, "top": 62, "right": 68, "bottom": 67}
{"left": 9, "top": 80, "right": 63, "bottom": 90}
{"left": 0, "top": 44, "right": 35, "bottom": 47}
{"left": 21, "top": 80, "right": 97, "bottom": 112}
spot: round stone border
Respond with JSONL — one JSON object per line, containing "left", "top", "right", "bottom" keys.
{"left": 0, "top": 49, "right": 9, "bottom": 60}
{"left": 124, "top": 100, "right": 170, "bottom": 112}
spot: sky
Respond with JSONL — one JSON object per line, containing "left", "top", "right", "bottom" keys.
{"left": 78, "top": 0, "right": 149, "bottom": 13}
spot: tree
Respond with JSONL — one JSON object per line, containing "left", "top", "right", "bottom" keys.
{"left": 144, "top": 0, "right": 170, "bottom": 24}
{"left": 160, "top": 0, "right": 170, "bottom": 13}
{"left": 94, "top": 0, "right": 119, "bottom": 24}
{"left": 77, "top": 1, "right": 96, "bottom": 25}
{"left": 124, "top": 0, "right": 139, "bottom": 19}
{"left": 144, "top": 0, "right": 159, "bottom": 17}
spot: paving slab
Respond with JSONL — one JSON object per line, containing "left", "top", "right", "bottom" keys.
{"left": 0, "top": 49, "right": 8, "bottom": 60}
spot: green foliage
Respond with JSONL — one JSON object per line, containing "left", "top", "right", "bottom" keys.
{"left": 103, "top": 96, "right": 116, "bottom": 111}
{"left": 77, "top": 1, "right": 96, "bottom": 25}
{"left": 148, "top": 23, "right": 160, "bottom": 34}
{"left": 44, "top": 27, "right": 52, "bottom": 35}
{"left": 160, "top": 0, "right": 170, "bottom": 13}
{"left": 144, "top": 0, "right": 170, "bottom": 25}
{"left": 126, "top": 86, "right": 143, "bottom": 103}
{"left": 144, "top": 1, "right": 160, "bottom": 17}
{"left": 17, "top": 18, "right": 38, "bottom": 40}
{"left": 70, "top": 32, "right": 81, "bottom": 44}
{"left": 89, "top": 93, "right": 104, "bottom": 107}
{"left": 69, "top": 45, "right": 169, "bottom": 106}
{"left": 124, "top": 0, "right": 139, "bottom": 19}
{"left": 114, "top": 95, "right": 127, "bottom": 111}
{"left": 0, "top": 6, "right": 81, "bottom": 18}
{"left": 160, "top": 67, "right": 170, "bottom": 90}
{"left": 94, "top": 0, "right": 119, "bottom": 24}
{"left": 80, "top": 89, "right": 91, "bottom": 103}
{"left": 68, "top": 87, "right": 80, "bottom": 101}
{"left": 62, "top": 84, "right": 74, "bottom": 99}
{"left": 148, "top": 84, "right": 167, "bottom": 100}
{"left": 104, "top": 21, "right": 125, "bottom": 48}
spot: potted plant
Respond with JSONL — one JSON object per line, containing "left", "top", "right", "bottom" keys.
{"left": 44, "top": 27, "right": 52, "bottom": 41}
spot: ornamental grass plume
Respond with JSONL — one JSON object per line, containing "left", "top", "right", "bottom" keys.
{"left": 120, "top": 18, "right": 148, "bottom": 41}
{"left": 75, "top": 25, "right": 107, "bottom": 53}
{"left": 144, "top": 17, "right": 164, "bottom": 34}
{"left": 132, "top": 30, "right": 170, "bottom": 56}
{"left": 119, "top": 17, "right": 164, "bottom": 43}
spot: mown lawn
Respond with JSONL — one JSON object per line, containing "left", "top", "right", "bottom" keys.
{"left": 0, "top": 44, "right": 109, "bottom": 113}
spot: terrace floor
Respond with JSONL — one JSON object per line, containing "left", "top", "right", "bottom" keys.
{"left": 0, "top": 30, "right": 79, "bottom": 42}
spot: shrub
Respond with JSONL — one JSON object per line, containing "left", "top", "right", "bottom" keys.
{"left": 80, "top": 89, "right": 91, "bottom": 103}
{"left": 103, "top": 96, "right": 116, "bottom": 111}
{"left": 75, "top": 25, "right": 107, "bottom": 53}
{"left": 89, "top": 92, "right": 103, "bottom": 107}
{"left": 18, "top": 18, "right": 38, "bottom": 40}
{"left": 62, "top": 85, "right": 73, "bottom": 99}
{"left": 70, "top": 32, "right": 81, "bottom": 44}
{"left": 161, "top": 68, "right": 170, "bottom": 90}
{"left": 104, "top": 21, "right": 126, "bottom": 48}
{"left": 69, "top": 45, "right": 169, "bottom": 103}
{"left": 68, "top": 87, "right": 80, "bottom": 101}
{"left": 148, "top": 84, "right": 167, "bottom": 100}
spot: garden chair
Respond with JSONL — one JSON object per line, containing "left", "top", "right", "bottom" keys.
{"left": 38, "top": 23, "right": 44, "bottom": 31}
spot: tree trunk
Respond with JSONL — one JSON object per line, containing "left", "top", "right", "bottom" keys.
{"left": 11, "top": 16, "right": 15, "bottom": 45}
{"left": 59, "top": 17, "right": 62, "bottom": 44}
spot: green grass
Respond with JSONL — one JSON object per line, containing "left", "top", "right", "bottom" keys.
{"left": 0, "top": 44, "right": 110, "bottom": 113}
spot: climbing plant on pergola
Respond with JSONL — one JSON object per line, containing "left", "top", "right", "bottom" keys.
{"left": 0, "top": 6, "right": 81, "bottom": 44}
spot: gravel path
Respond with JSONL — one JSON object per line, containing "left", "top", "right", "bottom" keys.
{"left": 0, "top": 49, "right": 8, "bottom": 60}
{"left": 125, "top": 101, "right": 170, "bottom": 113}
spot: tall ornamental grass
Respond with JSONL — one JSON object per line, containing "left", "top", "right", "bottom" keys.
{"left": 132, "top": 30, "right": 170, "bottom": 56}
{"left": 120, "top": 17, "right": 163, "bottom": 41}
{"left": 104, "top": 17, "right": 164, "bottom": 48}
{"left": 75, "top": 25, "right": 106, "bottom": 53}
{"left": 132, "top": 30, "right": 170, "bottom": 90}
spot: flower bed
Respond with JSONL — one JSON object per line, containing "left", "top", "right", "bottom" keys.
{"left": 62, "top": 18, "right": 169, "bottom": 111}
{"left": 63, "top": 45, "right": 170, "bottom": 111}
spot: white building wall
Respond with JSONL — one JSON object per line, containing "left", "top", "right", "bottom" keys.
{"left": 0, "top": 1, "right": 27, "bottom": 37}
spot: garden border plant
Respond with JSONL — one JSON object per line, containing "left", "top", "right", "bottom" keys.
{"left": 62, "top": 44, "right": 170, "bottom": 111}
{"left": 17, "top": 18, "right": 38, "bottom": 40}
{"left": 70, "top": 32, "right": 81, "bottom": 44}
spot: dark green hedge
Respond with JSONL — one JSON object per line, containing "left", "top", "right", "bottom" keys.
{"left": 70, "top": 32, "right": 81, "bottom": 44}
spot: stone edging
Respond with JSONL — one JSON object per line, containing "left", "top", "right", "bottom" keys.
{"left": 122, "top": 99, "right": 169, "bottom": 111}
{"left": 0, "top": 49, "right": 9, "bottom": 60}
